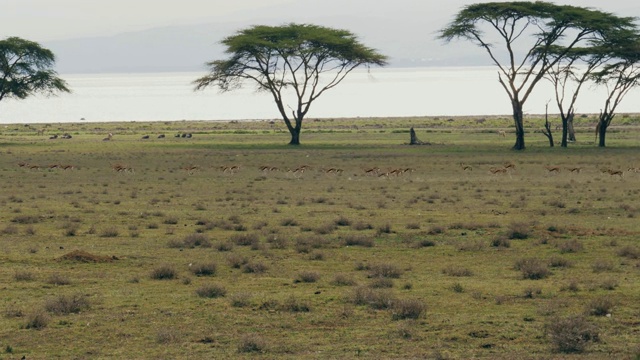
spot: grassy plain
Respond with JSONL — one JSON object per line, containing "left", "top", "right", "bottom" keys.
{"left": 1, "top": 115, "right": 640, "bottom": 359}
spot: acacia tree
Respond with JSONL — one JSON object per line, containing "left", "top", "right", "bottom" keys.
{"left": 439, "top": 2, "right": 637, "bottom": 150}
{"left": 0, "top": 37, "right": 70, "bottom": 104}
{"left": 544, "top": 46, "right": 610, "bottom": 147}
{"left": 194, "top": 23, "right": 387, "bottom": 145}
{"left": 592, "top": 39, "right": 640, "bottom": 147}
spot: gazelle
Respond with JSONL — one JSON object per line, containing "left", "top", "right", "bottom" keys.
{"left": 567, "top": 167, "right": 582, "bottom": 173}
{"left": 460, "top": 163, "right": 472, "bottom": 171}
{"left": 103, "top": 133, "right": 113, "bottom": 141}
{"left": 498, "top": 130, "right": 506, "bottom": 137}
{"left": 545, "top": 166, "right": 561, "bottom": 174}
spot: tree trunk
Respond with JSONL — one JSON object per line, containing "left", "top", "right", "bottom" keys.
{"left": 288, "top": 127, "right": 301, "bottom": 145}
{"left": 543, "top": 104, "right": 554, "bottom": 147}
{"left": 598, "top": 122, "right": 607, "bottom": 147}
{"left": 512, "top": 104, "right": 526, "bottom": 150}
{"left": 560, "top": 116, "right": 568, "bottom": 148}
{"left": 567, "top": 114, "right": 576, "bottom": 142}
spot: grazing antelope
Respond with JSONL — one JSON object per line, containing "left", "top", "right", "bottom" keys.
{"left": 220, "top": 165, "right": 240, "bottom": 174}
{"left": 17, "top": 162, "right": 28, "bottom": 168}
{"left": 182, "top": 165, "right": 200, "bottom": 175}
{"left": 545, "top": 166, "right": 561, "bottom": 174}
{"left": 28, "top": 164, "right": 41, "bottom": 170}
{"left": 627, "top": 167, "right": 640, "bottom": 174}
{"left": 606, "top": 169, "right": 624, "bottom": 178}
{"left": 61, "top": 164, "right": 75, "bottom": 171}
{"left": 48, "top": 164, "right": 62, "bottom": 170}
{"left": 287, "top": 166, "right": 307, "bottom": 178}
{"left": 567, "top": 167, "right": 582, "bottom": 174}
{"left": 49, "top": 134, "right": 58, "bottom": 140}
{"left": 158, "top": 134, "right": 165, "bottom": 138}
{"left": 103, "top": 133, "right": 113, "bottom": 141}
{"left": 112, "top": 164, "right": 133, "bottom": 173}
{"left": 498, "top": 130, "right": 506, "bottom": 137}
{"left": 61, "top": 133, "right": 72, "bottom": 139}
{"left": 503, "top": 162, "right": 516, "bottom": 171}
{"left": 402, "top": 168, "right": 415, "bottom": 175}
{"left": 323, "top": 168, "right": 344, "bottom": 176}
{"left": 489, "top": 167, "right": 508, "bottom": 175}
{"left": 460, "top": 163, "right": 473, "bottom": 171}
{"left": 364, "top": 167, "right": 381, "bottom": 176}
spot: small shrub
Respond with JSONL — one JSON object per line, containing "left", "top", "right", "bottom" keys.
{"left": 229, "top": 292, "right": 253, "bottom": 308}
{"left": 156, "top": 328, "right": 179, "bottom": 344}
{"left": 1, "top": 225, "right": 19, "bottom": 235}
{"left": 215, "top": 242, "right": 234, "bottom": 252}
{"left": 369, "top": 263, "right": 403, "bottom": 279}
{"left": 47, "top": 274, "right": 71, "bottom": 285}
{"left": 452, "top": 282, "right": 465, "bottom": 293}
{"left": 586, "top": 297, "right": 614, "bottom": 316}
{"left": 280, "top": 218, "right": 298, "bottom": 227}
{"left": 44, "top": 294, "right": 90, "bottom": 314}
{"left": 11, "top": 215, "right": 40, "bottom": 224}
{"left": 100, "top": 227, "right": 119, "bottom": 238}
{"left": 392, "top": 299, "right": 426, "bottom": 320}
{"left": 281, "top": 295, "right": 311, "bottom": 312}
{"left": 406, "top": 223, "right": 421, "bottom": 230}
{"left": 350, "top": 287, "right": 396, "bottom": 309}
{"left": 294, "top": 271, "right": 320, "bottom": 283}
{"left": 490, "top": 236, "right": 511, "bottom": 248}
{"left": 442, "top": 266, "right": 473, "bottom": 277}
{"left": 377, "top": 223, "right": 392, "bottom": 235}
{"left": 334, "top": 216, "right": 352, "bottom": 226}
{"left": 231, "top": 233, "right": 259, "bottom": 246}
{"left": 331, "top": 274, "right": 357, "bottom": 286}
{"left": 150, "top": 265, "right": 178, "bottom": 280}
{"left": 369, "top": 277, "right": 394, "bottom": 288}
{"left": 196, "top": 284, "right": 227, "bottom": 298}
{"left": 415, "top": 239, "right": 436, "bottom": 248}
{"left": 548, "top": 256, "right": 572, "bottom": 268}
{"left": 352, "top": 221, "right": 374, "bottom": 231}
{"left": 242, "top": 261, "right": 268, "bottom": 274}
{"left": 343, "top": 235, "right": 375, "bottom": 247}
{"left": 190, "top": 262, "right": 217, "bottom": 277}
{"left": 238, "top": 334, "right": 266, "bottom": 353}
{"left": 314, "top": 223, "right": 336, "bottom": 235}
{"left": 515, "top": 258, "right": 550, "bottom": 280}
{"left": 23, "top": 310, "right": 49, "bottom": 330}
{"left": 617, "top": 245, "right": 640, "bottom": 259}
{"left": 523, "top": 287, "right": 542, "bottom": 299}
{"left": 14, "top": 271, "right": 36, "bottom": 282}
{"left": 163, "top": 216, "right": 179, "bottom": 225}
{"left": 227, "top": 254, "right": 249, "bottom": 269}
{"left": 507, "top": 222, "right": 531, "bottom": 239}
{"left": 558, "top": 239, "right": 583, "bottom": 254}
{"left": 546, "top": 315, "right": 599, "bottom": 353}
{"left": 183, "top": 233, "right": 211, "bottom": 248}
{"left": 591, "top": 260, "right": 615, "bottom": 273}
{"left": 600, "top": 278, "right": 618, "bottom": 291}
{"left": 427, "top": 226, "right": 446, "bottom": 235}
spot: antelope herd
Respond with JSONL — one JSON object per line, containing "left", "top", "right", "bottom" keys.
{"left": 14, "top": 160, "right": 638, "bottom": 180}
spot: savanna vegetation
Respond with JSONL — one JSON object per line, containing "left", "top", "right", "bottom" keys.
{"left": 1, "top": 115, "right": 640, "bottom": 359}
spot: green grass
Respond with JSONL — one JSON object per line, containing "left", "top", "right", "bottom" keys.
{"left": 1, "top": 116, "right": 640, "bottom": 359}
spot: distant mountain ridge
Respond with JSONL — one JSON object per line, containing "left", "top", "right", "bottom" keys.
{"left": 44, "top": 10, "right": 483, "bottom": 74}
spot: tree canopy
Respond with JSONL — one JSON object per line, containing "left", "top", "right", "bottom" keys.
{"left": 439, "top": 1, "right": 638, "bottom": 150}
{"left": 0, "top": 37, "right": 70, "bottom": 103}
{"left": 194, "top": 23, "right": 387, "bottom": 145}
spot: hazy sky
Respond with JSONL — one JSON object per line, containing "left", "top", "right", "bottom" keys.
{"left": 3, "top": 0, "right": 639, "bottom": 42}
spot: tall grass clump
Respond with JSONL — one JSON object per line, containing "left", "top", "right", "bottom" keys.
{"left": 151, "top": 265, "right": 178, "bottom": 280}
{"left": 514, "top": 258, "right": 550, "bottom": 280}
{"left": 546, "top": 316, "right": 599, "bottom": 353}
{"left": 44, "top": 294, "right": 90, "bottom": 315}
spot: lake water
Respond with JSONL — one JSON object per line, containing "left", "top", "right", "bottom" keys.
{"left": 0, "top": 67, "right": 638, "bottom": 124}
